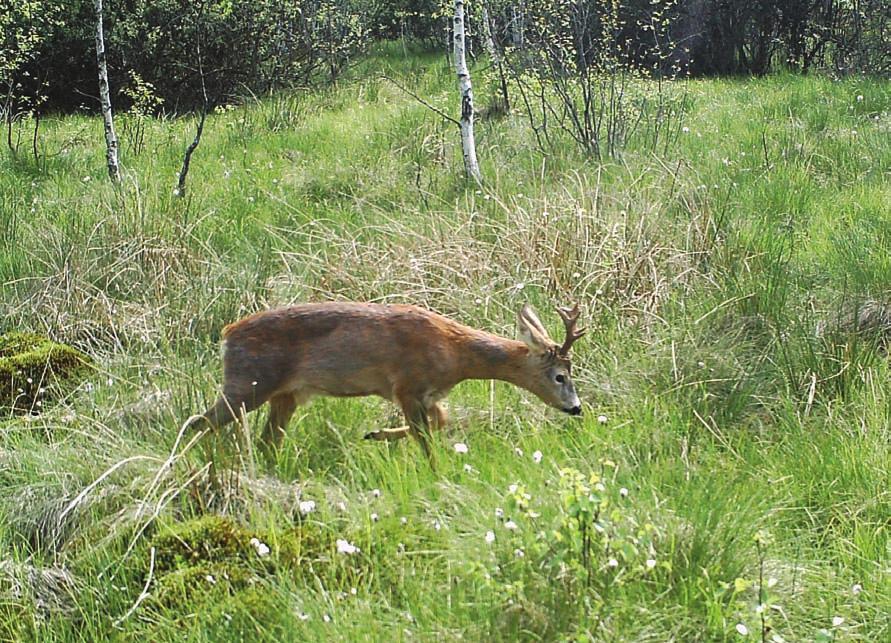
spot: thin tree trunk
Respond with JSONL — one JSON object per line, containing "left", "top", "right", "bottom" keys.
{"left": 482, "top": 2, "right": 510, "bottom": 112}
{"left": 454, "top": 1, "right": 481, "bottom": 183}
{"left": 511, "top": 3, "right": 525, "bottom": 48}
{"left": 176, "top": 42, "right": 209, "bottom": 197}
{"left": 94, "top": 0, "right": 120, "bottom": 182}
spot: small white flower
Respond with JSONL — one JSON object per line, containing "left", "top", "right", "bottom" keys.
{"left": 400, "top": 516, "right": 408, "bottom": 525}
{"left": 250, "top": 538, "right": 270, "bottom": 557}
{"left": 485, "top": 530, "right": 495, "bottom": 544}
{"left": 682, "top": 126, "right": 690, "bottom": 133}
{"left": 856, "top": 94, "right": 864, "bottom": 102}
{"left": 350, "top": 587, "right": 357, "bottom": 595}
{"left": 298, "top": 500, "right": 316, "bottom": 515}
{"left": 852, "top": 583, "right": 862, "bottom": 595}
{"left": 336, "top": 539, "right": 359, "bottom": 555}
{"left": 514, "top": 548, "right": 525, "bottom": 558}
{"left": 433, "top": 520, "right": 442, "bottom": 531}
{"left": 645, "top": 559, "right": 657, "bottom": 569}
{"left": 767, "top": 577, "right": 778, "bottom": 588}
{"left": 597, "top": 414, "right": 608, "bottom": 424}
{"left": 755, "top": 604, "right": 765, "bottom": 614}
{"left": 336, "top": 501, "right": 347, "bottom": 512}
{"left": 514, "top": 447, "right": 524, "bottom": 456}
{"left": 251, "top": 380, "right": 258, "bottom": 386}
{"left": 26, "top": 377, "right": 33, "bottom": 384}
{"left": 323, "top": 614, "right": 331, "bottom": 623}
{"left": 463, "top": 463, "right": 473, "bottom": 473}
{"left": 514, "top": 282, "right": 525, "bottom": 291}
{"left": 508, "top": 483, "right": 518, "bottom": 494}
{"left": 607, "top": 558, "right": 618, "bottom": 568}
{"left": 832, "top": 616, "right": 844, "bottom": 627}
{"left": 205, "top": 574, "right": 216, "bottom": 585}
{"left": 371, "top": 488, "right": 381, "bottom": 498}
{"left": 453, "top": 442, "right": 468, "bottom": 454}
{"left": 532, "top": 450, "right": 543, "bottom": 464}
{"left": 298, "top": 612, "right": 310, "bottom": 621}
{"left": 370, "top": 512, "right": 379, "bottom": 522}
{"left": 619, "top": 487, "right": 629, "bottom": 498}
{"left": 770, "top": 635, "right": 785, "bottom": 643}
{"left": 595, "top": 483, "right": 606, "bottom": 492}
{"left": 504, "top": 520, "right": 518, "bottom": 531}
{"left": 495, "top": 507, "right": 504, "bottom": 519}
{"left": 736, "top": 623, "right": 749, "bottom": 636}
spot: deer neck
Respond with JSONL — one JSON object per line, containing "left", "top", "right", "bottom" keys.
{"left": 458, "top": 329, "right": 531, "bottom": 386}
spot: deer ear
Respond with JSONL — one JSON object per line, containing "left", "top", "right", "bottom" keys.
{"left": 518, "top": 303, "right": 554, "bottom": 353}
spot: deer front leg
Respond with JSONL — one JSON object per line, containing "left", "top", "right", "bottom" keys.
{"left": 364, "top": 403, "right": 446, "bottom": 443}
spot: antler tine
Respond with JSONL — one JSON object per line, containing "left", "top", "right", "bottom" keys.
{"left": 557, "top": 303, "right": 586, "bottom": 356}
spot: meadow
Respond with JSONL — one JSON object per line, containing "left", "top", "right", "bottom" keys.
{"left": 0, "top": 46, "right": 889, "bottom": 641}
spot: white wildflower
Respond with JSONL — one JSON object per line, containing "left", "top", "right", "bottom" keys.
{"left": 645, "top": 559, "right": 657, "bottom": 569}
{"left": 453, "top": 442, "right": 468, "bottom": 454}
{"left": 495, "top": 507, "right": 504, "bottom": 519}
{"left": 767, "top": 577, "right": 778, "bottom": 588}
{"left": 832, "top": 616, "right": 844, "bottom": 627}
{"left": 532, "top": 450, "right": 543, "bottom": 464}
{"left": 298, "top": 612, "right": 310, "bottom": 621}
{"left": 852, "top": 583, "right": 862, "bottom": 595}
{"left": 597, "top": 414, "right": 608, "bottom": 424}
{"left": 205, "top": 574, "right": 216, "bottom": 585}
{"left": 856, "top": 94, "right": 864, "bottom": 102}
{"left": 298, "top": 500, "right": 316, "bottom": 515}
{"left": 463, "top": 463, "right": 473, "bottom": 473}
{"left": 371, "top": 488, "right": 381, "bottom": 498}
{"left": 514, "top": 447, "right": 524, "bottom": 456}
{"left": 370, "top": 512, "right": 379, "bottom": 522}
{"left": 619, "top": 487, "right": 629, "bottom": 498}
{"left": 336, "top": 539, "right": 359, "bottom": 555}
{"left": 736, "top": 623, "right": 749, "bottom": 636}
{"left": 607, "top": 558, "right": 619, "bottom": 568}
{"left": 504, "top": 520, "right": 518, "bottom": 531}
{"left": 485, "top": 530, "right": 495, "bottom": 544}
{"left": 249, "top": 537, "right": 270, "bottom": 557}
{"left": 508, "top": 483, "right": 518, "bottom": 494}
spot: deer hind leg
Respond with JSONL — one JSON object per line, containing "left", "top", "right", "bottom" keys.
{"left": 261, "top": 392, "right": 299, "bottom": 450}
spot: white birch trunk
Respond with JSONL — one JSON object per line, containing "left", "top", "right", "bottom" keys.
{"left": 482, "top": 4, "right": 497, "bottom": 58}
{"left": 511, "top": 3, "right": 525, "bottom": 48}
{"left": 454, "top": 1, "right": 481, "bottom": 183}
{"left": 94, "top": 0, "right": 120, "bottom": 182}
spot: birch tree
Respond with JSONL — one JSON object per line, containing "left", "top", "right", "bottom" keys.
{"left": 94, "top": 0, "right": 120, "bottom": 181}
{"left": 453, "top": 0, "right": 481, "bottom": 183}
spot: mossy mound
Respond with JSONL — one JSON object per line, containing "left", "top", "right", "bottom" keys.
{"left": 0, "top": 332, "right": 92, "bottom": 413}
{"left": 146, "top": 514, "right": 367, "bottom": 624}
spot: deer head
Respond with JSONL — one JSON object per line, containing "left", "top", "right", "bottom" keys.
{"left": 516, "top": 303, "right": 586, "bottom": 415}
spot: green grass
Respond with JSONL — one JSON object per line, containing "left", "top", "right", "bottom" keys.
{"left": 0, "top": 44, "right": 889, "bottom": 641}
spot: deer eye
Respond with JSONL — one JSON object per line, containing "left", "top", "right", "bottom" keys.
{"left": 555, "top": 374, "right": 566, "bottom": 384}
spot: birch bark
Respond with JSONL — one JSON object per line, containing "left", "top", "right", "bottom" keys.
{"left": 94, "top": 0, "right": 120, "bottom": 181}
{"left": 454, "top": 1, "right": 481, "bottom": 183}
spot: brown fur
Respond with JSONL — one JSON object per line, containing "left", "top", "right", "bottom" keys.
{"left": 196, "top": 302, "right": 583, "bottom": 462}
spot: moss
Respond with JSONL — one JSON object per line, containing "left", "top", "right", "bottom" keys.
{"left": 0, "top": 332, "right": 92, "bottom": 413}
{"left": 152, "top": 515, "right": 255, "bottom": 574}
{"left": 150, "top": 561, "right": 257, "bottom": 612}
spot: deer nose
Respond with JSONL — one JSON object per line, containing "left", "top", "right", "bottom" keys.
{"left": 566, "top": 405, "right": 582, "bottom": 416}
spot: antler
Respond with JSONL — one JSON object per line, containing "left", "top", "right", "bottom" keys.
{"left": 557, "top": 303, "right": 586, "bottom": 356}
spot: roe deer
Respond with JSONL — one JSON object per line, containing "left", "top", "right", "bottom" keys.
{"left": 194, "top": 302, "right": 585, "bottom": 461}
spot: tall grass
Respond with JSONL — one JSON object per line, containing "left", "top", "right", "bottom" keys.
{"left": 0, "top": 45, "right": 888, "bottom": 641}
